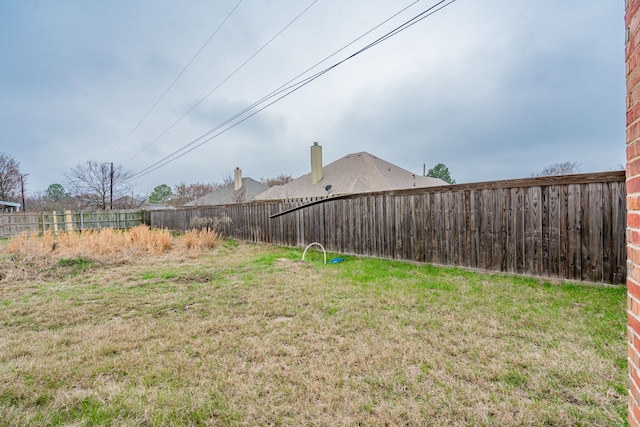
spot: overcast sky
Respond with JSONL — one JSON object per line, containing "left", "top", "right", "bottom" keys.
{"left": 0, "top": 0, "right": 626, "bottom": 196}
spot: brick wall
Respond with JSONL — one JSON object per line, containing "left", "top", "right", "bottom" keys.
{"left": 628, "top": 0, "right": 640, "bottom": 424}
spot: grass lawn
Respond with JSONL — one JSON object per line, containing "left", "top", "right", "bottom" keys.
{"left": 0, "top": 232, "right": 628, "bottom": 426}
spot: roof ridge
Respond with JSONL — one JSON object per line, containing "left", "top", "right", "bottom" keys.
{"left": 360, "top": 152, "right": 389, "bottom": 186}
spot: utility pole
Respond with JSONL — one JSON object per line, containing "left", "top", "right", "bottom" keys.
{"left": 20, "top": 174, "right": 28, "bottom": 212}
{"left": 110, "top": 162, "right": 114, "bottom": 210}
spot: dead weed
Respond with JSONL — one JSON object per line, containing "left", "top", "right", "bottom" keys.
{"left": 0, "top": 226, "right": 220, "bottom": 281}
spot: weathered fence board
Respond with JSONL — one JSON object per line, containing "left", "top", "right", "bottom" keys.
{"left": 0, "top": 210, "right": 144, "bottom": 238}
{"left": 147, "top": 171, "right": 627, "bottom": 284}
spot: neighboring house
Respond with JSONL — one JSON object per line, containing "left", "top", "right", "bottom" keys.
{"left": 142, "top": 203, "right": 176, "bottom": 211}
{"left": 113, "top": 195, "right": 148, "bottom": 210}
{"left": 183, "top": 168, "right": 269, "bottom": 207}
{"left": 254, "top": 143, "right": 447, "bottom": 201}
{"left": 0, "top": 201, "right": 21, "bottom": 212}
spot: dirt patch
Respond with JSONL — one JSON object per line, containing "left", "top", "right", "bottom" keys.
{"left": 173, "top": 272, "right": 218, "bottom": 284}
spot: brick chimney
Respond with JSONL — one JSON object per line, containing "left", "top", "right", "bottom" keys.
{"left": 234, "top": 167, "right": 242, "bottom": 191}
{"left": 311, "top": 142, "right": 322, "bottom": 184}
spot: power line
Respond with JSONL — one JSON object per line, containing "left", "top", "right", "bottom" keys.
{"left": 127, "top": 0, "right": 456, "bottom": 181}
{"left": 109, "top": 0, "right": 245, "bottom": 160}
{"left": 125, "top": 0, "right": 422, "bottom": 180}
{"left": 224, "top": 0, "right": 424, "bottom": 137}
{"left": 127, "top": 0, "right": 457, "bottom": 182}
{"left": 123, "top": 0, "right": 318, "bottom": 167}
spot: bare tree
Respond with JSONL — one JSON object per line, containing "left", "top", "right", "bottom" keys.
{"left": 261, "top": 174, "right": 293, "bottom": 187}
{"left": 231, "top": 186, "right": 248, "bottom": 203}
{"left": 221, "top": 171, "right": 234, "bottom": 186}
{"left": 171, "top": 182, "right": 218, "bottom": 207}
{"left": 25, "top": 191, "right": 45, "bottom": 212}
{"left": 535, "top": 161, "right": 581, "bottom": 177}
{"left": 0, "top": 153, "right": 22, "bottom": 201}
{"left": 65, "top": 161, "right": 133, "bottom": 210}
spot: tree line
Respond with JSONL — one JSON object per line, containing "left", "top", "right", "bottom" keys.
{"left": 0, "top": 153, "right": 293, "bottom": 212}
{"left": 0, "top": 150, "right": 610, "bottom": 212}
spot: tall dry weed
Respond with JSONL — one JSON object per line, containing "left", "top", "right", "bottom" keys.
{"left": 176, "top": 228, "right": 219, "bottom": 255}
{"left": 6, "top": 230, "right": 55, "bottom": 257}
{"left": 5, "top": 231, "right": 29, "bottom": 254}
{"left": 4, "top": 225, "right": 216, "bottom": 262}
{"left": 128, "top": 225, "right": 173, "bottom": 254}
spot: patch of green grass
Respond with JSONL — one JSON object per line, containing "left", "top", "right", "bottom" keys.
{"left": 56, "top": 257, "right": 94, "bottom": 276}
{"left": 41, "top": 396, "right": 121, "bottom": 426}
{"left": 251, "top": 248, "right": 302, "bottom": 266}
{"left": 57, "top": 257, "right": 93, "bottom": 268}
{"left": 222, "top": 239, "right": 239, "bottom": 249}
{"left": 500, "top": 369, "right": 529, "bottom": 388}
{"left": 139, "top": 268, "right": 182, "bottom": 280}
{"left": 251, "top": 254, "right": 281, "bottom": 267}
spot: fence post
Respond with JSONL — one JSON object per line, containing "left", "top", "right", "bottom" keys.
{"left": 65, "top": 210, "right": 73, "bottom": 231}
{"left": 0, "top": 209, "right": 144, "bottom": 238}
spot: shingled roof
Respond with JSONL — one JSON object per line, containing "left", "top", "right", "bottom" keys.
{"left": 254, "top": 151, "right": 447, "bottom": 201}
{"left": 183, "top": 177, "right": 269, "bottom": 207}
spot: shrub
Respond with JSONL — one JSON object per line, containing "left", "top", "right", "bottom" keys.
{"left": 190, "top": 215, "right": 231, "bottom": 233}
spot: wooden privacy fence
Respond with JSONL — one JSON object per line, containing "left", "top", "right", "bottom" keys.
{"left": 0, "top": 210, "right": 145, "bottom": 238}
{"left": 147, "top": 171, "right": 627, "bottom": 284}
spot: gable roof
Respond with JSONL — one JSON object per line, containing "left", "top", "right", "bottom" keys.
{"left": 183, "top": 177, "right": 269, "bottom": 207}
{"left": 255, "top": 151, "right": 447, "bottom": 201}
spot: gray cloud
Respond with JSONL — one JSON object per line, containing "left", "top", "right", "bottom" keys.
{"left": 0, "top": 0, "right": 626, "bottom": 195}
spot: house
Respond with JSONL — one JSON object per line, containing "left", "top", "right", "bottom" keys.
{"left": 112, "top": 195, "right": 147, "bottom": 210}
{"left": 183, "top": 168, "right": 269, "bottom": 207}
{"left": 254, "top": 143, "right": 447, "bottom": 201}
{"left": 142, "top": 203, "right": 176, "bottom": 211}
{"left": 0, "top": 200, "right": 21, "bottom": 212}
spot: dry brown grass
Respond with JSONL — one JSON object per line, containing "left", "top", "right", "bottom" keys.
{"left": 1, "top": 226, "right": 219, "bottom": 282}
{"left": 7, "top": 226, "right": 175, "bottom": 257}
{"left": 6, "top": 225, "right": 220, "bottom": 258}
{"left": 176, "top": 228, "right": 221, "bottom": 256}
{"left": 0, "top": 239, "right": 627, "bottom": 426}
